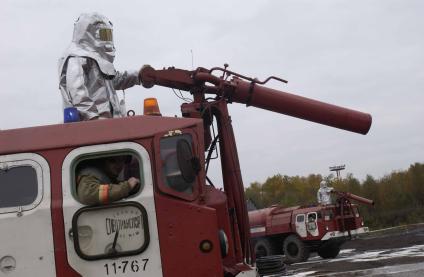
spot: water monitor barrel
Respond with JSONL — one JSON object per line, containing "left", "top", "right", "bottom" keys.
{"left": 229, "top": 78, "right": 372, "bottom": 135}
{"left": 332, "top": 191, "right": 375, "bottom": 206}
{"left": 140, "top": 66, "right": 372, "bottom": 135}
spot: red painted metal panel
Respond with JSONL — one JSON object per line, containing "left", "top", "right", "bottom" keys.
{"left": 154, "top": 193, "right": 224, "bottom": 276}
{"left": 0, "top": 116, "right": 201, "bottom": 155}
{"left": 269, "top": 213, "right": 293, "bottom": 235}
{"left": 248, "top": 208, "right": 273, "bottom": 228}
{"left": 202, "top": 186, "right": 239, "bottom": 269}
{"left": 39, "top": 149, "right": 82, "bottom": 277}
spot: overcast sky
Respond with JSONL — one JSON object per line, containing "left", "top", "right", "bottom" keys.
{"left": 1, "top": 0, "right": 423, "bottom": 186}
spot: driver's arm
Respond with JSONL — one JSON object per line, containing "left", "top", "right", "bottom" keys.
{"left": 77, "top": 174, "right": 131, "bottom": 205}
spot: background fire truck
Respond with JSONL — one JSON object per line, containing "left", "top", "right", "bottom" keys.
{"left": 0, "top": 65, "right": 371, "bottom": 276}
{"left": 249, "top": 191, "right": 374, "bottom": 263}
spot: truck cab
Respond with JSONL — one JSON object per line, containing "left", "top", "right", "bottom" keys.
{"left": 0, "top": 115, "right": 252, "bottom": 277}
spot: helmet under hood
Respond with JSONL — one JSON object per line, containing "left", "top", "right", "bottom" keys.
{"left": 59, "top": 12, "right": 117, "bottom": 77}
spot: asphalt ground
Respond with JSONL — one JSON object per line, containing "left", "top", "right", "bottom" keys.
{"left": 283, "top": 224, "right": 424, "bottom": 276}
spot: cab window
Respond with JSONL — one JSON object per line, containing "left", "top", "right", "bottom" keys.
{"left": 73, "top": 152, "right": 143, "bottom": 205}
{"left": 296, "top": 214, "right": 305, "bottom": 223}
{"left": 307, "top": 213, "right": 317, "bottom": 222}
{"left": 0, "top": 166, "right": 37, "bottom": 209}
{"left": 159, "top": 133, "right": 199, "bottom": 199}
{"left": 0, "top": 156, "right": 45, "bottom": 214}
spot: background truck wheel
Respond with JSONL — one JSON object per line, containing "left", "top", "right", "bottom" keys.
{"left": 283, "top": 235, "right": 310, "bottom": 264}
{"left": 254, "top": 238, "right": 275, "bottom": 258}
{"left": 317, "top": 241, "right": 341, "bottom": 259}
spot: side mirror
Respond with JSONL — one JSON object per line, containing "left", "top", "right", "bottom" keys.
{"left": 176, "top": 139, "right": 201, "bottom": 183}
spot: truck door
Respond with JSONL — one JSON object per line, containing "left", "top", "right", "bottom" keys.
{"left": 0, "top": 153, "right": 56, "bottom": 276}
{"left": 61, "top": 142, "right": 163, "bottom": 277}
{"left": 295, "top": 214, "right": 307, "bottom": 238}
{"left": 306, "top": 212, "right": 319, "bottom": 237}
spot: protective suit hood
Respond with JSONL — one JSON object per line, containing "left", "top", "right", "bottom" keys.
{"left": 58, "top": 12, "right": 116, "bottom": 77}
{"left": 320, "top": 180, "right": 327, "bottom": 188}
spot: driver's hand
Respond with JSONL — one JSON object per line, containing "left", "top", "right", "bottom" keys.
{"left": 128, "top": 177, "right": 140, "bottom": 189}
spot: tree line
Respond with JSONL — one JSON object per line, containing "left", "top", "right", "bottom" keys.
{"left": 245, "top": 163, "right": 424, "bottom": 229}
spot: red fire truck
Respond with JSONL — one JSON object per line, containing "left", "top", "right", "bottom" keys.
{"left": 0, "top": 65, "right": 371, "bottom": 276}
{"left": 249, "top": 191, "right": 374, "bottom": 264}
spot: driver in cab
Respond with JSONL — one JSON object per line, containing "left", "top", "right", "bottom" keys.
{"left": 77, "top": 156, "right": 140, "bottom": 205}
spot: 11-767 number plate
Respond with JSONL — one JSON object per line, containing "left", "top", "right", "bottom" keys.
{"left": 104, "top": 259, "right": 149, "bottom": 275}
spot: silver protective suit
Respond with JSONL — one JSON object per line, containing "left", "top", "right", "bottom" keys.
{"left": 317, "top": 181, "right": 334, "bottom": 205}
{"left": 58, "top": 13, "right": 140, "bottom": 120}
